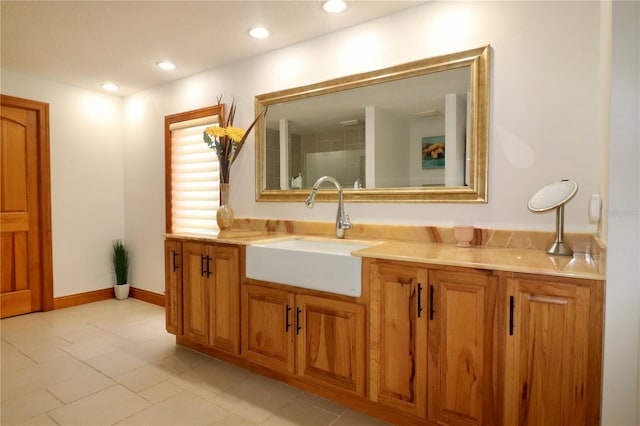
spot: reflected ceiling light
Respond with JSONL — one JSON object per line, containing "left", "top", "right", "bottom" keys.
{"left": 249, "top": 27, "right": 270, "bottom": 39}
{"left": 323, "top": 0, "right": 347, "bottom": 13}
{"left": 156, "top": 61, "right": 176, "bottom": 70}
{"left": 339, "top": 119, "right": 360, "bottom": 126}
{"left": 413, "top": 109, "right": 441, "bottom": 118}
{"left": 101, "top": 82, "right": 119, "bottom": 91}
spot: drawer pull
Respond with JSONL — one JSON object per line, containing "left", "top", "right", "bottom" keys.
{"left": 429, "top": 285, "right": 435, "bottom": 320}
{"left": 296, "top": 307, "right": 302, "bottom": 335}
{"left": 285, "top": 304, "right": 292, "bottom": 332}
{"left": 172, "top": 251, "right": 179, "bottom": 272}
{"left": 509, "top": 296, "right": 515, "bottom": 336}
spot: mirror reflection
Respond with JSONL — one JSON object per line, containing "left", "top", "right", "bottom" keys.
{"left": 255, "top": 45, "right": 490, "bottom": 203}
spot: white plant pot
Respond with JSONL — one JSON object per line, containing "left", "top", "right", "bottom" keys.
{"left": 114, "top": 283, "right": 130, "bottom": 300}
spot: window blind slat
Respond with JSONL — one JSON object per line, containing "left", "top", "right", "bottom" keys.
{"left": 171, "top": 120, "right": 220, "bottom": 234}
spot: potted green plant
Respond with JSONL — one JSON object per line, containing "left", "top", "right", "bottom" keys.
{"left": 112, "top": 239, "right": 130, "bottom": 300}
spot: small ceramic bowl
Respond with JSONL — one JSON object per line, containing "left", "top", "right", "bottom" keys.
{"left": 454, "top": 225, "right": 475, "bottom": 247}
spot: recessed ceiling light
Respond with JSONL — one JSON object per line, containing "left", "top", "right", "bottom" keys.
{"left": 157, "top": 61, "right": 176, "bottom": 70}
{"left": 323, "top": 0, "right": 347, "bottom": 13}
{"left": 249, "top": 27, "right": 270, "bottom": 39}
{"left": 101, "top": 82, "right": 119, "bottom": 91}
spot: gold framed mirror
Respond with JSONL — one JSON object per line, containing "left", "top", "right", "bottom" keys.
{"left": 255, "top": 45, "right": 490, "bottom": 203}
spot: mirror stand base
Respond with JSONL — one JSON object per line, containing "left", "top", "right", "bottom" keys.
{"left": 547, "top": 241, "right": 573, "bottom": 257}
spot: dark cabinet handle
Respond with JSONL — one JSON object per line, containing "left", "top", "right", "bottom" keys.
{"left": 285, "top": 305, "right": 292, "bottom": 332}
{"left": 429, "top": 285, "right": 435, "bottom": 320}
{"left": 509, "top": 296, "right": 515, "bottom": 336}
{"left": 172, "top": 251, "right": 179, "bottom": 272}
{"left": 200, "top": 255, "right": 206, "bottom": 277}
{"left": 206, "top": 256, "right": 212, "bottom": 278}
{"left": 417, "top": 283, "right": 423, "bottom": 318}
{"left": 296, "top": 307, "right": 302, "bottom": 335}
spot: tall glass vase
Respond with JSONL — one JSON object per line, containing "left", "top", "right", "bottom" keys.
{"left": 216, "top": 183, "right": 234, "bottom": 230}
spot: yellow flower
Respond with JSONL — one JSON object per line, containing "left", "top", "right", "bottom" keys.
{"left": 205, "top": 126, "right": 227, "bottom": 138}
{"left": 226, "top": 126, "right": 246, "bottom": 142}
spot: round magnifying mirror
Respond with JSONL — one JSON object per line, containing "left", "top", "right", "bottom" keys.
{"left": 528, "top": 179, "right": 578, "bottom": 256}
{"left": 528, "top": 179, "right": 578, "bottom": 212}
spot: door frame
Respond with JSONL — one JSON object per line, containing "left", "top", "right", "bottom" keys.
{"left": 1, "top": 94, "right": 54, "bottom": 312}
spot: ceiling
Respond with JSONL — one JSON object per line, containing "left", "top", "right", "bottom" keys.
{"left": 1, "top": 1, "right": 424, "bottom": 96}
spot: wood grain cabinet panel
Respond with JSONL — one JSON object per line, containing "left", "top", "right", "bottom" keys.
{"left": 164, "top": 239, "right": 182, "bottom": 336}
{"left": 296, "top": 295, "right": 366, "bottom": 396}
{"left": 242, "top": 284, "right": 366, "bottom": 396}
{"left": 427, "top": 269, "right": 498, "bottom": 426}
{"left": 503, "top": 276, "right": 603, "bottom": 426}
{"left": 181, "top": 241, "right": 240, "bottom": 354}
{"left": 183, "top": 242, "right": 210, "bottom": 345}
{"left": 369, "top": 261, "right": 428, "bottom": 418}
{"left": 242, "top": 284, "right": 295, "bottom": 374}
{"left": 209, "top": 245, "right": 240, "bottom": 354}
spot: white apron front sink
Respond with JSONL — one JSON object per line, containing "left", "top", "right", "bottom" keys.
{"left": 245, "top": 238, "right": 375, "bottom": 297}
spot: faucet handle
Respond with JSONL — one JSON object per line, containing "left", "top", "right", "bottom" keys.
{"left": 343, "top": 214, "right": 352, "bottom": 229}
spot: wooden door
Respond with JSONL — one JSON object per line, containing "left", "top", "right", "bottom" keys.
{"left": 164, "top": 239, "right": 182, "bottom": 335}
{"left": 182, "top": 242, "right": 210, "bottom": 345}
{"left": 369, "top": 261, "right": 428, "bottom": 418}
{"left": 504, "top": 277, "right": 600, "bottom": 426}
{"left": 242, "top": 284, "right": 295, "bottom": 373}
{"left": 427, "top": 268, "right": 497, "bottom": 426}
{"left": 209, "top": 244, "right": 240, "bottom": 354}
{"left": 296, "top": 294, "right": 366, "bottom": 397}
{"left": 0, "top": 95, "right": 52, "bottom": 318}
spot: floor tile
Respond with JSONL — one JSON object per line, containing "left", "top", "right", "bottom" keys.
{"left": 1, "top": 355, "right": 96, "bottom": 402}
{"left": 0, "top": 340, "right": 37, "bottom": 372}
{"left": 114, "top": 364, "right": 174, "bottom": 392}
{"left": 83, "top": 349, "right": 148, "bottom": 377}
{"left": 10, "top": 413, "right": 58, "bottom": 426}
{"left": 116, "top": 392, "right": 231, "bottom": 425}
{"left": 332, "top": 409, "right": 391, "bottom": 426}
{"left": 137, "top": 381, "right": 185, "bottom": 403}
{"left": 208, "top": 374, "right": 302, "bottom": 423}
{"left": 47, "top": 384, "right": 151, "bottom": 425}
{"left": 46, "top": 368, "right": 115, "bottom": 404}
{"left": 262, "top": 395, "right": 339, "bottom": 426}
{"left": 169, "top": 358, "right": 251, "bottom": 400}
{"left": 0, "top": 388, "right": 62, "bottom": 425}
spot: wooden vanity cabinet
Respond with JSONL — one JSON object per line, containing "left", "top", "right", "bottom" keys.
{"left": 242, "top": 285, "right": 295, "bottom": 373}
{"left": 242, "top": 283, "right": 366, "bottom": 397}
{"left": 182, "top": 241, "right": 241, "bottom": 355}
{"left": 502, "top": 273, "right": 604, "bottom": 426}
{"left": 164, "top": 239, "right": 183, "bottom": 335}
{"left": 369, "top": 260, "right": 428, "bottom": 418}
{"left": 369, "top": 260, "right": 498, "bottom": 425}
{"left": 427, "top": 268, "right": 498, "bottom": 426}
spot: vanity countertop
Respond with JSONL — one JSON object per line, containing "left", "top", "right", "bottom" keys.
{"left": 352, "top": 240, "right": 605, "bottom": 281}
{"left": 165, "top": 232, "right": 605, "bottom": 281}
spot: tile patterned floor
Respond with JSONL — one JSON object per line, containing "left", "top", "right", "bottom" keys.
{"left": 1, "top": 299, "right": 390, "bottom": 426}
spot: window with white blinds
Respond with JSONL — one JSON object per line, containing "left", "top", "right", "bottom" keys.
{"left": 170, "top": 116, "right": 220, "bottom": 235}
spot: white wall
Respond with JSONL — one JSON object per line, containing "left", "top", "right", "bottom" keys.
{"left": 601, "top": 1, "right": 640, "bottom": 425}
{"left": 1, "top": 71, "right": 125, "bottom": 297}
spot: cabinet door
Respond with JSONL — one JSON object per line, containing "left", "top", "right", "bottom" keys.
{"left": 209, "top": 245, "right": 240, "bottom": 354}
{"left": 427, "top": 269, "right": 497, "bottom": 426}
{"left": 242, "top": 284, "right": 295, "bottom": 374}
{"left": 182, "top": 242, "right": 210, "bottom": 345}
{"left": 296, "top": 294, "right": 366, "bottom": 397}
{"left": 370, "top": 261, "right": 428, "bottom": 418}
{"left": 504, "top": 277, "right": 601, "bottom": 426}
{"left": 164, "top": 239, "right": 182, "bottom": 335}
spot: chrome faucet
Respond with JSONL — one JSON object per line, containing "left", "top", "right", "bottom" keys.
{"left": 305, "top": 176, "right": 352, "bottom": 239}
